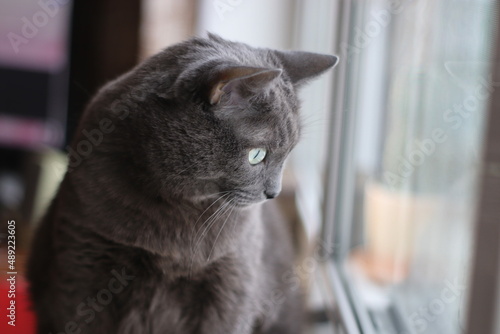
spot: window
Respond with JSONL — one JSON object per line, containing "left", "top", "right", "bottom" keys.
{"left": 320, "top": 0, "right": 499, "bottom": 333}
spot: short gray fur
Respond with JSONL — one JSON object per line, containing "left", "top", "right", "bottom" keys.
{"left": 27, "top": 34, "right": 338, "bottom": 334}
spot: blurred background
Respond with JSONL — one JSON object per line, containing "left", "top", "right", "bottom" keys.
{"left": 0, "top": 0, "right": 500, "bottom": 334}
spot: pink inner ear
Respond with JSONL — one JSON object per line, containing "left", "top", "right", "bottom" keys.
{"left": 210, "top": 82, "right": 226, "bottom": 105}
{"left": 209, "top": 68, "right": 282, "bottom": 105}
{"left": 209, "top": 80, "right": 240, "bottom": 105}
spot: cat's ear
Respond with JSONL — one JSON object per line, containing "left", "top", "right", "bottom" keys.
{"left": 275, "top": 51, "right": 339, "bottom": 86}
{"left": 208, "top": 66, "right": 282, "bottom": 105}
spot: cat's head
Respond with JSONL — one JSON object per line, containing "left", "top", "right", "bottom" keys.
{"left": 140, "top": 34, "right": 338, "bottom": 207}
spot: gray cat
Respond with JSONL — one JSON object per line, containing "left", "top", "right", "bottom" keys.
{"left": 27, "top": 34, "right": 338, "bottom": 334}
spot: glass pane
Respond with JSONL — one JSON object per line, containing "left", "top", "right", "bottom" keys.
{"left": 333, "top": 0, "right": 498, "bottom": 333}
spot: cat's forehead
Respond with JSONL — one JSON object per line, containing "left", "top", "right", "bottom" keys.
{"left": 255, "top": 89, "right": 300, "bottom": 144}
{"left": 233, "top": 100, "right": 301, "bottom": 151}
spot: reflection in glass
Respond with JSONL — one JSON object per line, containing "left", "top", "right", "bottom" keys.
{"left": 336, "top": 1, "right": 497, "bottom": 333}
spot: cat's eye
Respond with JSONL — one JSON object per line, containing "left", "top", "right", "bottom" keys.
{"left": 248, "top": 148, "right": 267, "bottom": 165}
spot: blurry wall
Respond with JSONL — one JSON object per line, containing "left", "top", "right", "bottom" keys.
{"left": 140, "top": 0, "right": 197, "bottom": 58}
{"left": 68, "top": 0, "right": 141, "bottom": 143}
{"left": 196, "top": 0, "right": 295, "bottom": 50}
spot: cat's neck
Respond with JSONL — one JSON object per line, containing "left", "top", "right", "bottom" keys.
{"left": 60, "top": 170, "right": 264, "bottom": 275}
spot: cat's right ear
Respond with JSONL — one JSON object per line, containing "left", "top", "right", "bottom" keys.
{"left": 207, "top": 66, "right": 282, "bottom": 105}
{"left": 275, "top": 51, "right": 339, "bottom": 86}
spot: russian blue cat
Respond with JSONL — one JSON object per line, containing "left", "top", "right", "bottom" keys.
{"left": 27, "top": 34, "right": 338, "bottom": 334}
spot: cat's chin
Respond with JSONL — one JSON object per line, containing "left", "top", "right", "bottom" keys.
{"left": 232, "top": 201, "right": 263, "bottom": 209}
{"left": 231, "top": 197, "right": 268, "bottom": 208}
{"left": 187, "top": 194, "right": 263, "bottom": 207}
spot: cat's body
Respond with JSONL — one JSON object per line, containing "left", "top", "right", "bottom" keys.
{"left": 27, "top": 34, "right": 337, "bottom": 334}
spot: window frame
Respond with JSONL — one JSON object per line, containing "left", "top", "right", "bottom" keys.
{"left": 319, "top": 1, "right": 500, "bottom": 333}
{"left": 465, "top": 1, "right": 500, "bottom": 331}
{"left": 319, "top": 0, "right": 376, "bottom": 333}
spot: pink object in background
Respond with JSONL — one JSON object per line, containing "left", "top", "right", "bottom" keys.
{"left": 0, "top": 115, "right": 64, "bottom": 148}
{"left": 0, "top": 0, "right": 71, "bottom": 72}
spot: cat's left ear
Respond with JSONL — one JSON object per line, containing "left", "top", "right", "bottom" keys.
{"left": 275, "top": 51, "right": 339, "bottom": 86}
{"left": 208, "top": 66, "right": 282, "bottom": 105}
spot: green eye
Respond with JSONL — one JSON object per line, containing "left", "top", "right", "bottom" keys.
{"left": 248, "top": 148, "right": 267, "bottom": 165}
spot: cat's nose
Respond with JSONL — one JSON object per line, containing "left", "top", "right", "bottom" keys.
{"left": 264, "top": 190, "right": 279, "bottom": 199}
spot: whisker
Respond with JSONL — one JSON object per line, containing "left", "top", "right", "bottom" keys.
{"left": 187, "top": 198, "right": 233, "bottom": 277}
{"left": 191, "top": 192, "right": 231, "bottom": 234}
{"left": 206, "top": 202, "right": 235, "bottom": 262}
{"left": 187, "top": 192, "right": 230, "bottom": 272}
{"left": 193, "top": 199, "right": 232, "bottom": 250}
{"left": 175, "top": 160, "right": 202, "bottom": 176}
